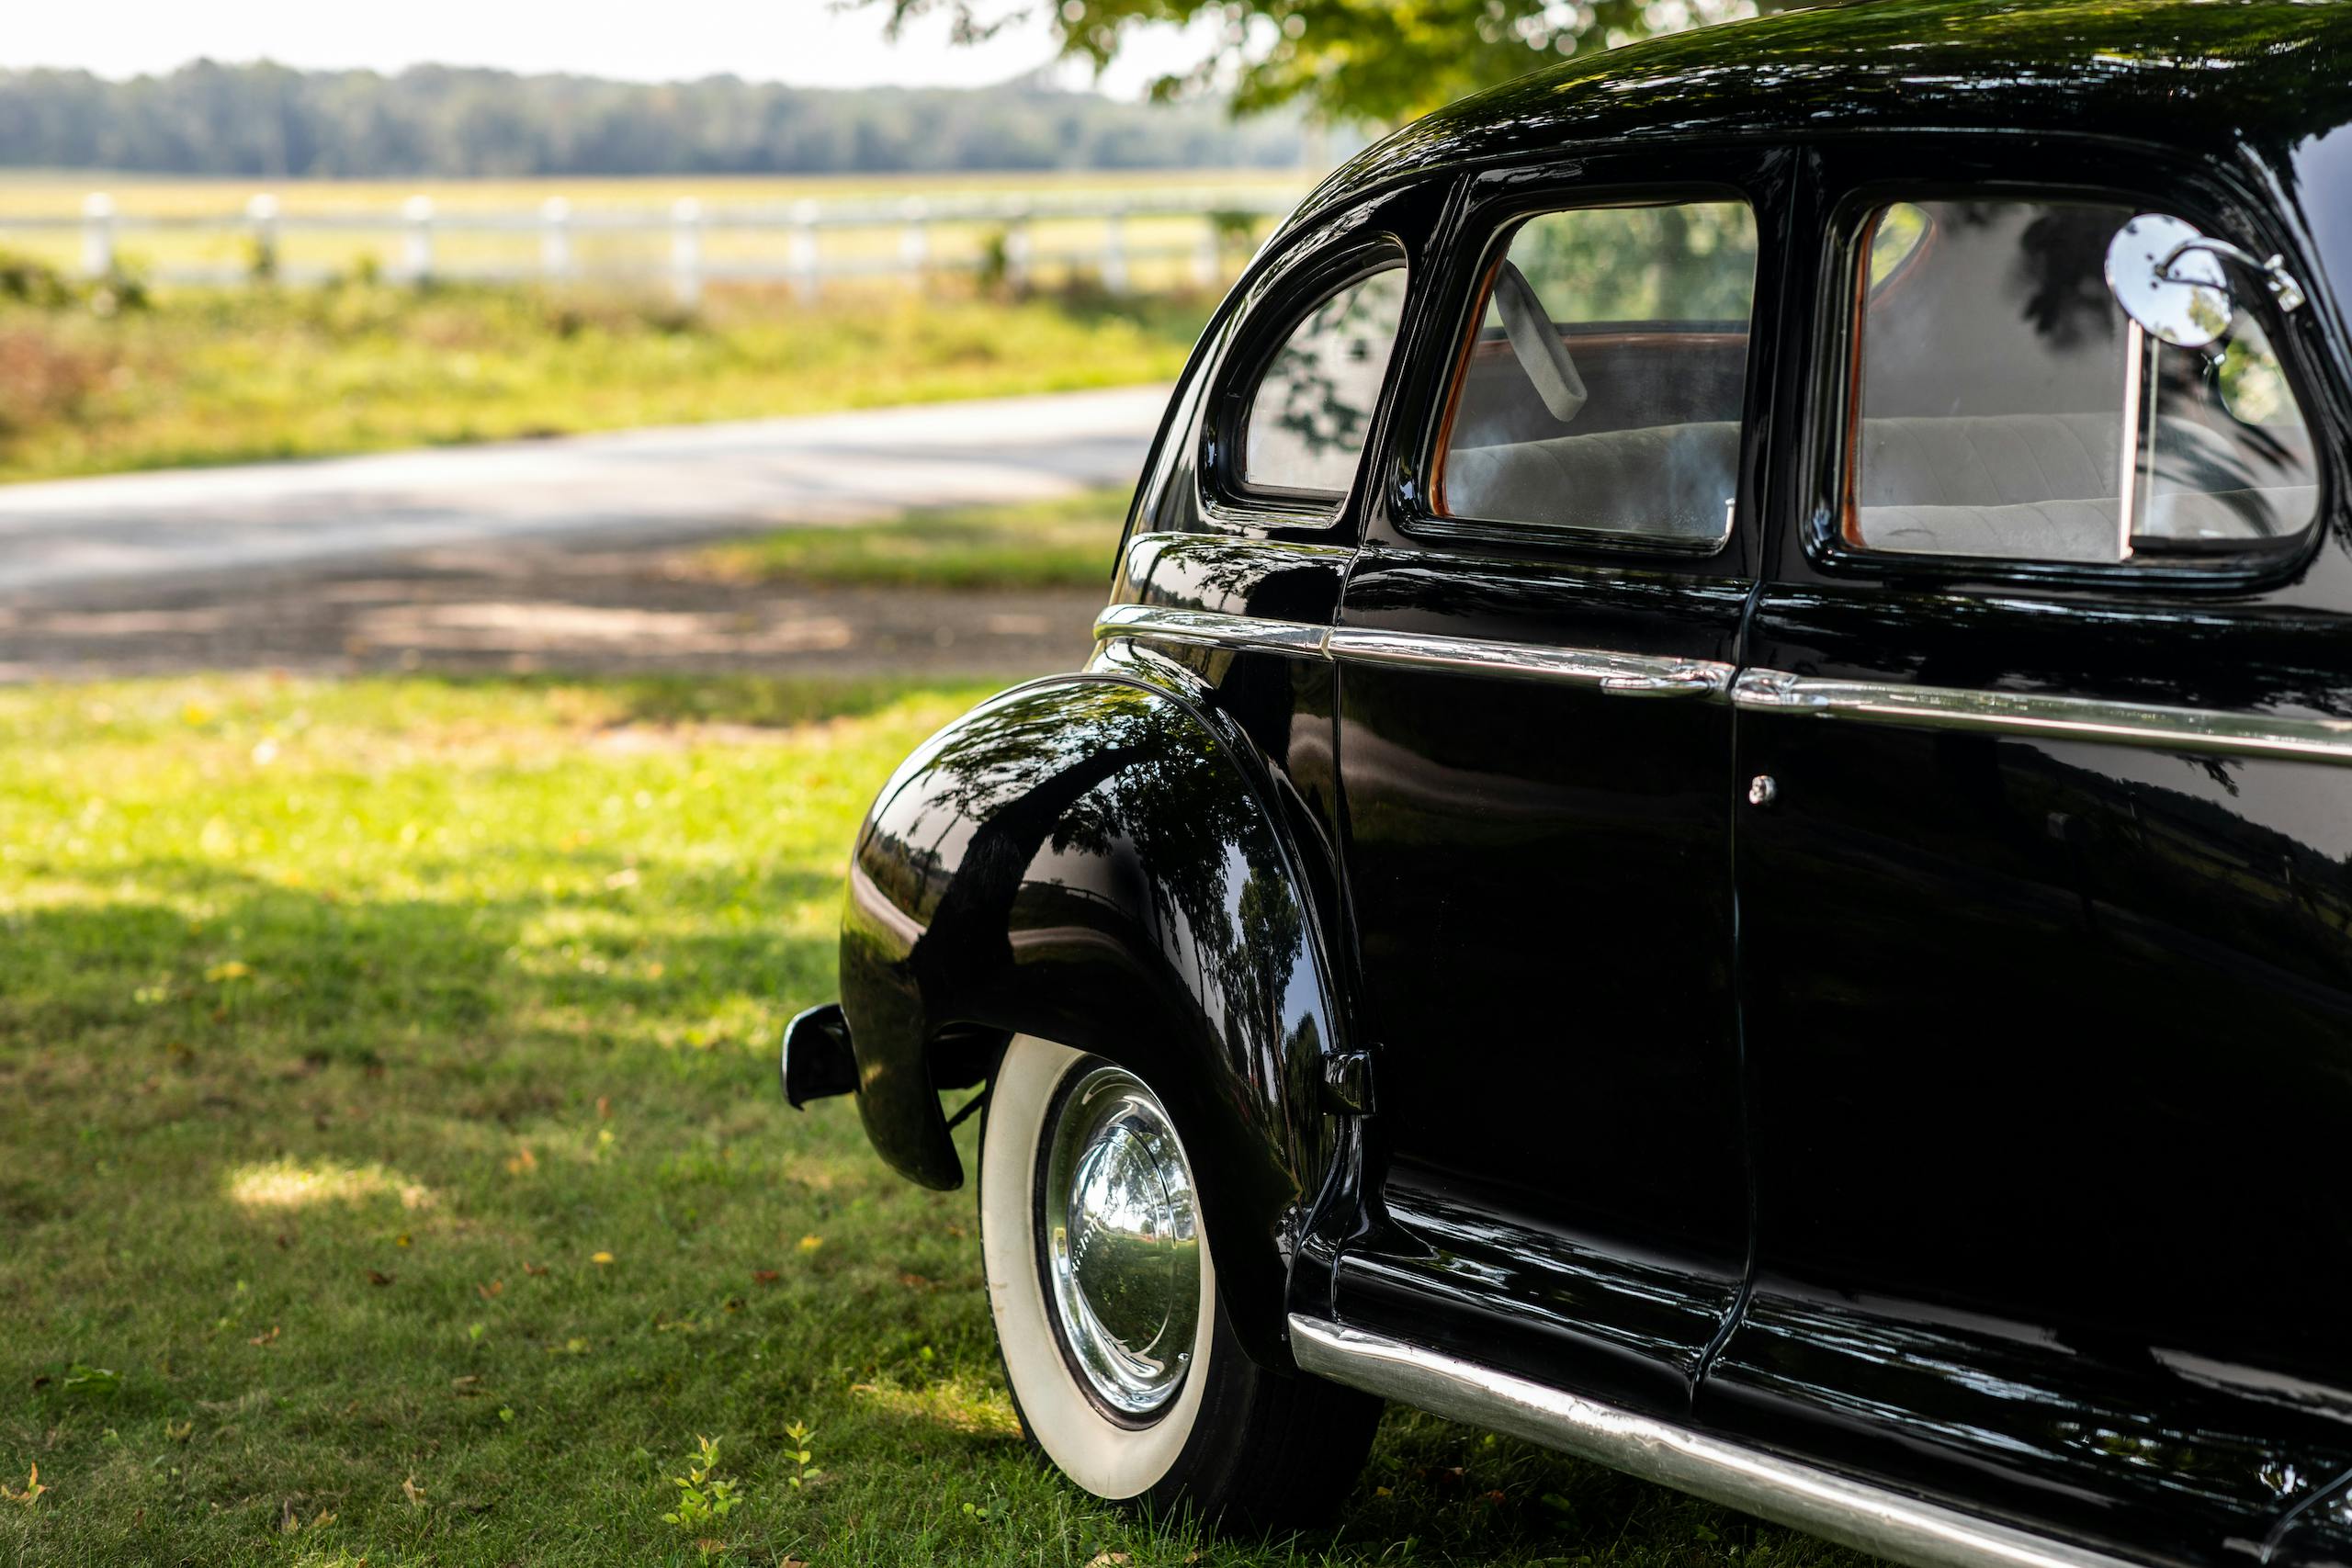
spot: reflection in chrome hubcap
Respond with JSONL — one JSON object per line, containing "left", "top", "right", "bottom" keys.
{"left": 1038, "top": 1063, "right": 1201, "bottom": 1418}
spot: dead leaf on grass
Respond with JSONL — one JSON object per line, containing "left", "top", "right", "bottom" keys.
{"left": 2, "top": 1463, "right": 42, "bottom": 1506}
{"left": 248, "top": 1325, "right": 280, "bottom": 1347}
{"left": 401, "top": 1473, "right": 426, "bottom": 1508}
{"left": 364, "top": 1269, "right": 395, "bottom": 1287}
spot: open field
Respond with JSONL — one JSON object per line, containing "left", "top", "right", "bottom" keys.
{"left": 0, "top": 280, "right": 1208, "bottom": 486}
{"left": 0, "top": 670, "right": 1862, "bottom": 1567}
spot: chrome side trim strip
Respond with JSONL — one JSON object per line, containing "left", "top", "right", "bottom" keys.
{"left": 1093, "top": 603, "right": 1330, "bottom": 659}
{"left": 1733, "top": 669, "right": 2352, "bottom": 765}
{"left": 1091, "top": 604, "right": 1729, "bottom": 700}
{"left": 1328, "top": 627, "right": 1731, "bottom": 698}
{"left": 1287, "top": 1315, "right": 2136, "bottom": 1568}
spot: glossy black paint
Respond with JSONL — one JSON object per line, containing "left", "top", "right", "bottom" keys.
{"left": 2276, "top": 1477, "right": 2352, "bottom": 1568}
{"left": 831, "top": 2, "right": 2352, "bottom": 1561}
{"left": 1702, "top": 112, "right": 2352, "bottom": 1565}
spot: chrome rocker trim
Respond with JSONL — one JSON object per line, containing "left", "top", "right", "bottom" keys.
{"left": 1093, "top": 604, "right": 1730, "bottom": 699}
{"left": 1287, "top": 1315, "right": 2137, "bottom": 1568}
{"left": 1733, "top": 669, "right": 2352, "bottom": 765}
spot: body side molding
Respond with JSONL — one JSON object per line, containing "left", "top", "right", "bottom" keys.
{"left": 1287, "top": 1315, "right": 2142, "bottom": 1568}
{"left": 1732, "top": 668, "right": 2352, "bottom": 764}
{"left": 1094, "top": 603, "right": 1733, "bottom": 698}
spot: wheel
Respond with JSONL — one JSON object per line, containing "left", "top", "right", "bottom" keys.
{"left": 978, "top": 1034, "right": 1381, "bottom": 1533}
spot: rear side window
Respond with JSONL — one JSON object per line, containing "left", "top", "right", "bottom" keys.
{"left": 1238, "top": 265, "right": 1408, "bottom": 496}
{"left": 1845, "top": 198, "right": 2318, "bottom": 564}
{"left": 1434, "top": 200, "right": 1758, "bottom": 544}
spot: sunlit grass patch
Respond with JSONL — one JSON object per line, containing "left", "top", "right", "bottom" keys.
{"left": 226, "top": 1158, "right": 434, "bottom": 1213}
{"left": 697, "top": 486, "right": 1132, "bottom": 592}
{"left": 0, "top": 283, "right": 1207, "bottom": 485}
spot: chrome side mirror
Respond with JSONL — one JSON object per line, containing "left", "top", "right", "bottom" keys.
{"left": 2105, "top": 213, "right": 2306, "bottom": 350}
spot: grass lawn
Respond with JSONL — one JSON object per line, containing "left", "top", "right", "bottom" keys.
{"left": 0, "top": 280, "right": 1205, "bottom": 485}
{"left": 0, "top": 671, "right": 1861, "bottom": 1566}
{"left": 697, "top": 489, "right": 1133, "bottom": 592}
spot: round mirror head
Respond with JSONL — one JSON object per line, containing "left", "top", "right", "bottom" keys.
{"left": 2107, "top": 213, "right": 2233, "bottom": 349}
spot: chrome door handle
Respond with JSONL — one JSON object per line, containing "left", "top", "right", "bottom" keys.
{"left": 1599, "top": 664, "right": 1729, "bottom": 699}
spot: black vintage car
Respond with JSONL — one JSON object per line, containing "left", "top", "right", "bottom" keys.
{"left": 783, "top": 5, "right": 2352, "bottom": 1563}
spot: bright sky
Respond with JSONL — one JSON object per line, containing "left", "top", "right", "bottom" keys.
{"left": 0, "top": 1, "right": 1182, "bottom": 96}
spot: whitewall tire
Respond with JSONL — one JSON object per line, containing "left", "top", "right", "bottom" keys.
{"left": 978, "top": 1034, "right": 1381, "bottom": 1530}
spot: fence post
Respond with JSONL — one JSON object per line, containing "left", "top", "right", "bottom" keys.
{"left": 401, "top": 195, "right": 435, "bottom": 285}
{"left": 788, "top": 199, "right": 820, "bottom": 304}
{"left": 247, "top": 192, "right": 281, "bottom": 281}
{"left": 1192, "top": 217, "right": 1219, "bottom": 289}
{"left": 898, "top": 197, "right": 929, "bottom": 289}
{"left": 1102, "top": 203, "right": 1129, "bottom": 294}
{"left": 1005, "top": 207, "right": 1033, "bottom": 292}
{"left": 540, "top": 197, "right": 571, "bottom": 279}
{"left": 79, "top": 192, "right": 115, "bottom": 279}
{"left": 670, "top": 197, "right": 703, "bottom": 310}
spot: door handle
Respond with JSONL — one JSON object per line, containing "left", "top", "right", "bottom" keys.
{"left": 1599, "top": 664, "right": 1729, "bottom": 699}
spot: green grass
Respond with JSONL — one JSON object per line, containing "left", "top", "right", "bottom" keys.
{"left": 700, "top": 488, "right": 1133, "bottom": 592}
{"left": 0, "top": 277, "right": 1207, "bottom": 484}
{"left": 0, "top": 671, "right": 1863, "bottom": 1566}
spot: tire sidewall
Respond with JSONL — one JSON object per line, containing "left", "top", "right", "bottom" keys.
{"left": 978, "top": 1035, "right": 1219, "bottom": 1503}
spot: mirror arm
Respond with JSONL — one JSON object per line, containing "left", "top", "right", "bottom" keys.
{"left": 2159, "top": 236, "right": 2307, "bottom": 315}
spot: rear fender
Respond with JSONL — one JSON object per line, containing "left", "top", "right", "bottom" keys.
{"left": 839, "top": 664, "right": 1347, "bottom": 1368}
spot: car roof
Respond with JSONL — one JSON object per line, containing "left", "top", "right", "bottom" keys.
{"left": 1293, "top": 0, "right": 2352, "bottom": 225}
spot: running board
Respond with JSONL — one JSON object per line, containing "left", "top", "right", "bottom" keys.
{"left": 1286, "top": 1314, "right": 2140, "bottom": 1568}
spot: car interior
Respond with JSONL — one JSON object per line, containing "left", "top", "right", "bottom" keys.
{"left": 1433, "top": 197, "right": 2317, "bottom": 562}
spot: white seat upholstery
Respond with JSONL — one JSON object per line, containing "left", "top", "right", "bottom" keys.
{"left": 1445, "top": 410, "right": 2309, "bottom": 557}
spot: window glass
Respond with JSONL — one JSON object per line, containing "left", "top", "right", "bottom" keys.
{"left": 1238, "top": 265, "right": 1408, "bottom": 495}
{"left": 1849, "top": 199, "right": 2317, "bottom": 563}
{"left": 1435, "top": 200, "right": 1758, "bottom": 542}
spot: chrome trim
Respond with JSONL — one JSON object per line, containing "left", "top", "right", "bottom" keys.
{"left": 1287, "top": 1315, "right": 2136, "bottom": 1568}
{"left": 1040, "top": 1064, "right": 1200, "bottom": 1417}
{"left": 1093, "top": 604, "right": 1731, "bottom": 698}
{"left": 1092, "top": 603, "right": 1329, "bottom": 658}
{"left": 1733, "top": 669, "right": 2352, "bottom": 765}
{"left": 1326, "top": 627, "right": 1732, "bottom": 698}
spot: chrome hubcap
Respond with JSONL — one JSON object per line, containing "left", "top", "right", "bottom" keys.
{"left": 1038, "top": 1063, "right": 1201, "bottom": 1418}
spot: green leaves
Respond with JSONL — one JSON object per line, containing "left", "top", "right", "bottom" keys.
{"left": 58, "top": 1364, "right": 121, "bottom": 1403}
{"left": 870, "top": 0, "right": 1788, "bottom": 126}
{"left": 661, "top": 1435, "right": 745, "bottom": 1534}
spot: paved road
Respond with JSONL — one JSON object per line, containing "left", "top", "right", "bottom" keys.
{"left": 0, "top": 386, "right": 1168, "bottom": 597}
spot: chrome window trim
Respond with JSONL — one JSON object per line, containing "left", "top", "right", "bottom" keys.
{"left": 1733, "top": 669, "right": 2352, "bottom": 765}
{"left": 1093, "top": 604, "right": 1730, "bottom": 700}
{"left": 1287, "top": 1314, "right": 2137, "bottom": 1568}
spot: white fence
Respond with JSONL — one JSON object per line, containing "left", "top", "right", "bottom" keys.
{"left": 0, "top": 188, "right": 1304, "bottom": 303}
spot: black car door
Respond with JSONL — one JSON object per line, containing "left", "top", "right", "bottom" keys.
{"left": 1318, "top": 148, "right": 1793, "bottom": 1418}
{"left": 1713, "top": 139, "right": 2352, "bottom": 1558}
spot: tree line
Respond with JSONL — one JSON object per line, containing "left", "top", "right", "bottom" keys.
{"left": 0, "top": 61, "right": 1311, "bottom": 177}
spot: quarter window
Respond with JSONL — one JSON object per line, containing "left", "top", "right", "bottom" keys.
{"left": 1844, "top": 198, "right": 2318, "bottom": 564}
{"left": 1433, "top": 200, "right": 1758, "bottom": 543}
{"left": 1238, "top": 265, "right": 1408, "bottom": 496}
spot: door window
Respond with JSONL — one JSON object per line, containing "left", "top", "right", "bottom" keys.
{"left": 1237, "top": 265, "right": 1409, "bottom": 496}
{"left": 1843, "top": 198, "right": 2318, "bottom": 564}
{"left": 1432, "top": 199, "right": 1758, "bottom": 544}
